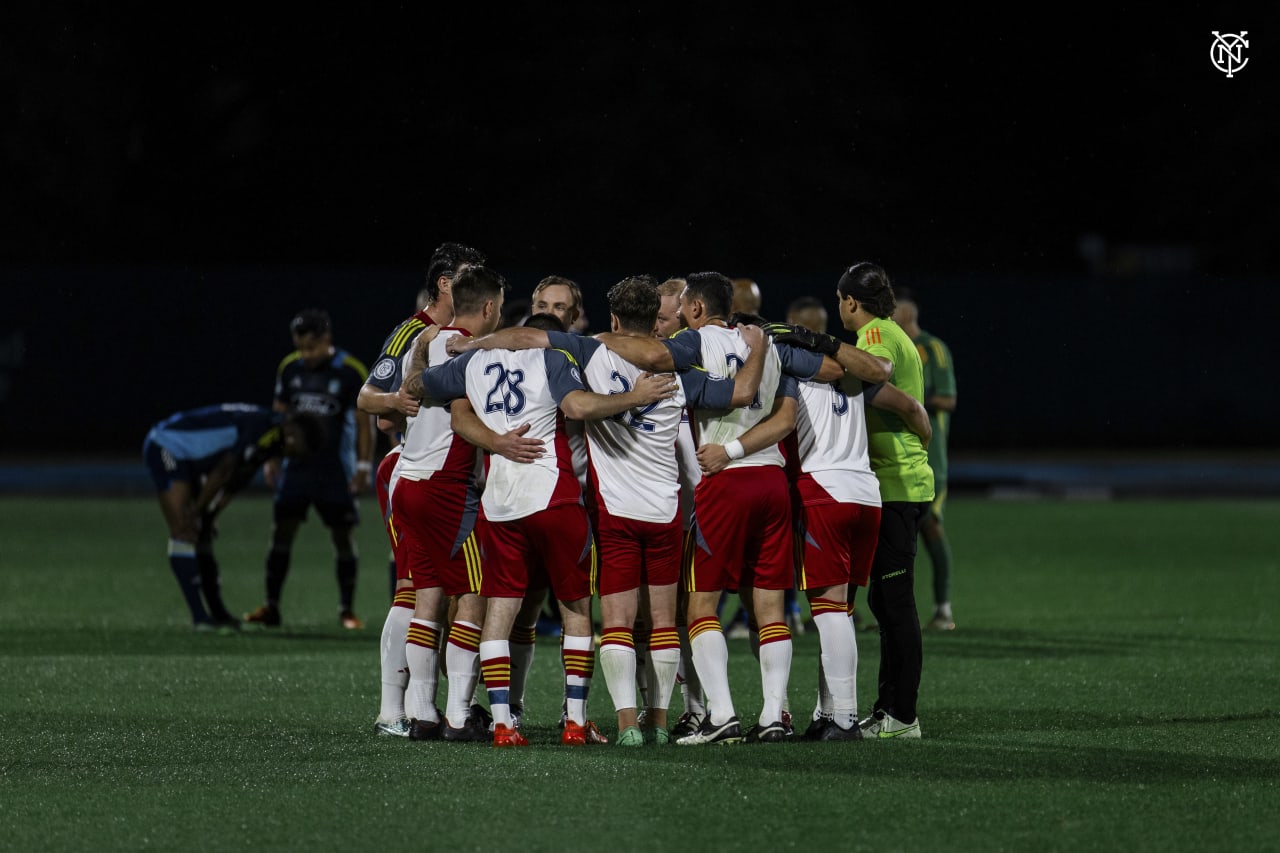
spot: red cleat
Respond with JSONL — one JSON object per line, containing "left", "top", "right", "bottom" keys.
{"left": 561, "top": 719, "right": 609, "bottom": 746}
{"left": 493, "top": 724, "right": 529, "bottom": 747}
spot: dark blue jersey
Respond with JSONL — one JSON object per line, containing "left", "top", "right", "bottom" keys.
{"left": 145, "top": 404, "right": 284, "bottom": 473}
{"left": 366, "top": 309, "right": 436, "bottom": 394}
{"left": 273, "top": 347, "right": 368, "bottom": 470}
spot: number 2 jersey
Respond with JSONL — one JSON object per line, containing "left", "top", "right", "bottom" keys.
{"left": 661, "top": 324, "right": 824, "bottom": 470}
{"left": 545, "top": 331, "right": 737, "bottom": 525}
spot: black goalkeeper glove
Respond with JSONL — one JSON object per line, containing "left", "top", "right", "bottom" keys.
{"left": 764, "top": 322, "right": 842, "bottom": 356}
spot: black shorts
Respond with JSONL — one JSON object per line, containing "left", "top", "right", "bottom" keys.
{"left": 870, "top": 501, "right": 931, "bottom": 582}
{"left": 274, "top": 458, "right": 359, "bottom": 527}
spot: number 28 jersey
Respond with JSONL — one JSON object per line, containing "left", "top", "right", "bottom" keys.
{"left": 423, "top": 346, "right": 584, "bottom": 522}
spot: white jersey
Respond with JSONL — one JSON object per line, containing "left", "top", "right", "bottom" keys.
{"left": 394, "top": 328, "right": 477, "bottom": 484}
{"left": 546, "top": 331, "right": 737, "bottom": 524}
{"left": 677, "top": 324, "right": 783, "bottom": 470}
{"left": 674, "top": 414, "right": 700, "bottom": 528}
{"left": 794, "top": 373, "right": 882, "bottom": 507}
{"left": 424, "top": 346, "right": 583, "bottom": 522}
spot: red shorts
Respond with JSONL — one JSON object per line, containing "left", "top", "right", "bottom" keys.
{"left": 596, "top": 508, "right": 682, "bottom": 596}
{"left": 478, "top": 503, "right": 595, "bottom": 601}
{"left": 376, "top": 452, "right": 413, "bottom": 581}
{"left": 688, "top": 466, "right": 793, "bottom": 592}
{"left": 794, "top": 480, "right": 881, "bottom": 590}
{"left": 391, "top": 476, "right": 482, "bottom": 596}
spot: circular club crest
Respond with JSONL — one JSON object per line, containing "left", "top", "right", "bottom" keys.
{"left": 372, "top": 358, "right": 396, "bottom": 380}
{"left": 1210, "top": 31, "right": 1248, "bottom": 78}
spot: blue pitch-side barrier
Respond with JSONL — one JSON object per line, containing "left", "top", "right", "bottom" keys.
{"left": 1, "top": 457, "right": 1277, "bottom": 498}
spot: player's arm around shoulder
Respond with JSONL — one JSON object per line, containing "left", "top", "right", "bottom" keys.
{"left": 696, "top": 386, "right": 799, "bottom": 476}
{"left": 866, "top": 381, "right": 931, "bottom": 448}
{"left": 449, "top": 396, "right": 545, "bottom": 464}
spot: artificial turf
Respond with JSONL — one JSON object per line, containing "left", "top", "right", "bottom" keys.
{"left": 0, "top": 495, "right": 1276, "bottom": 851}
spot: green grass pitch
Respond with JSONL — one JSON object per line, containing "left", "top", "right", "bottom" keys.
{"left": 1, "top": 495, "right": 1277, "bottom": 851}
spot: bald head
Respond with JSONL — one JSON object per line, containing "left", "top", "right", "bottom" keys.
{"left": 732, "top": 278, "right": 761, "bottom": 314}
{"left": 892, "top": 298, "right": 920, "bottom": 338}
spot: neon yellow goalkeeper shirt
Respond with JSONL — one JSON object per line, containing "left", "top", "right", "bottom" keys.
{"left": 857, "top": 316, "right": 935, "bottom": 503}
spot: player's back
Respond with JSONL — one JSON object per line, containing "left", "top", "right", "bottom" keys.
{"left": 688, "top": 324, "right": 782, "bottom": 467}
{"left": 458, "top": 347, "right": 580, "bottom": 522}
{"left": 148, "top": 403, "right": 274, "bottom": 461}
{"left": 396, "top": 328, "right": 478, "bottom": 485}
{"left": 580, "top": 340, "right": 686, "bottom": 523}
{"left": 794, "top": 375, "right": 881, "bottom": 506}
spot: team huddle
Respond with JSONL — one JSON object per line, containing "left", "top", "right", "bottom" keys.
{"left": 141, "top": 239, "right": 950, "bottom": 746}
{"left": 359, "top": 243, "right": 936, "bottom": 747}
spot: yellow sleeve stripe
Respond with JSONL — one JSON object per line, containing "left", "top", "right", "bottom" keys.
{"left": 930, "top": 340, "right": 949, "bottom": 369}
{"left": 553, "top": 348, "right": 580, "bottom": 368}
{"left": 277, "top": 352, "right": 301, "bottom": 374}
{"left": 387, "top": 320, "right": 425, "bottom": 357}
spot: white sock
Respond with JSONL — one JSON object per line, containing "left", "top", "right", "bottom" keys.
{"left": 599, "top": 627, "right": 637, "bottom": 714}
{"left": 378, "top": 604, "right": 413, "bottom": 721}
{"left": 444, "top": 621, "right": 481, "bottom": 728}
{"left": 480, "top": 639, "right": 512, "bottom": 728}
{"left": 404, "top": 619, "right": 441, "bottom": 723}
{"left": 756, "top": 622, "right": 792, "bottom": 726}
{"left": 689, "top": 618, "right": 735, "bottom": 724}
{"left": 649, "top": 647, "right": 681, "bottom": 718}
{"left": 562, "top": 634, "right": 595, "bottom": 727}
{"left": 678, "top": 625, "right": 706, "bottom": 717}
{"left": 814, "top": 610, "right": 858, "bottom": 728}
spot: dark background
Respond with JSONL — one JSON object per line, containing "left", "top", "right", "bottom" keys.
{"left": 2, "top": 7, "right": 1277, "bottom": 454}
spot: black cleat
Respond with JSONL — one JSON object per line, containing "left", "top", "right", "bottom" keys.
{"left": 803, "top": 716, "right": 833, "bottom": 741}
{"left": 818, "top": 721, "right": 865, "bottom": 741}
{"left": 442, "top": 715, "right": 490, "bottom": 743}
{"left": 408, "top": 718, "right": 442, "bottom": 741}
{"left": 744, "top": 721, "right": 787, "bottom": 744}
{"left": 670, "top": 711, "right": 703, "bottom": 740}
{"left": 469, "top": 703, "right": 493, "bottom": 730}
{"left": 677, "top": 715, "right": 743, "bottom": 745}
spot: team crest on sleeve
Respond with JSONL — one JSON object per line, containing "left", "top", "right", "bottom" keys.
{"left": 373, "top": 358, "right": 395, "bottom": 380}
{"left": 571, "top": 366, "right": 582, "bottom": 383}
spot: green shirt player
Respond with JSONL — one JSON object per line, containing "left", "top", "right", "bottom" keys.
{"left": 894, "top": 293, "right": 958, "bottom": 631}
{"left": 839, "top": 262, "right": 934, "bottom": 740}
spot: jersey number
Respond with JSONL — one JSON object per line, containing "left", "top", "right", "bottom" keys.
{"left": 483, "top": 363, "right": 527, "bottom": 416}
{"left": 608, "top": 371, "right": 657, "bottom": 432}
{"left": 831, "top": 384, "right": 849, "bottom": 416}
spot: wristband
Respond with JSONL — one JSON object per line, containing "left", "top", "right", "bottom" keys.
{"left": 724, "top": 440, "right": 745, "bottom": 461}
{"left": 356, "top": 461, "right": 373, "bottom": 473}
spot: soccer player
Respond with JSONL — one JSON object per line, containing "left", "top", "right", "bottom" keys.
{"left": 391, "top": 266, "right": 507, "bottom": 742}
{"left": 838, "top": 262, "right": 934, "bottom": 739}
{"left": 244, "top": 309, "right": 374, "bottom": 630}
{"left": 419, "top": 310, "right": 678, "bottom": 747}
{"left": 786, "top": 295, "right": 829, "bottom": 334}
{"left": 453, "top": 276, "right": 767, "bottom": 746}
{"left": 143, "top": 404, "right": 319, "bottom": 630}
{"left": 600, "top": 273, "right": 893, "bottom": 744}
{"left": 726, "top": 329, "right": 931, "bottom": 740}
{"left": 530, "top": 275, "right": 583, "bottom": 331}
{"left": 597, "top": 274, "right": 803, "bottom": 743}
{"left": 893, "top": 291, "right": 959, "bottom": 631}
{"left": 358, "top": 242, "right": 486, "bottom": 737}
{"left": 654, "top": 277, "right": 709, "bottom": 738}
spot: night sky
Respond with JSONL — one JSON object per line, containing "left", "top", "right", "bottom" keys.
{"left": 2, "top": 7, "right": 1277, "bottom": 451}
{"left": 6, "top": 7, "right": 1275, "bottom": 275}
